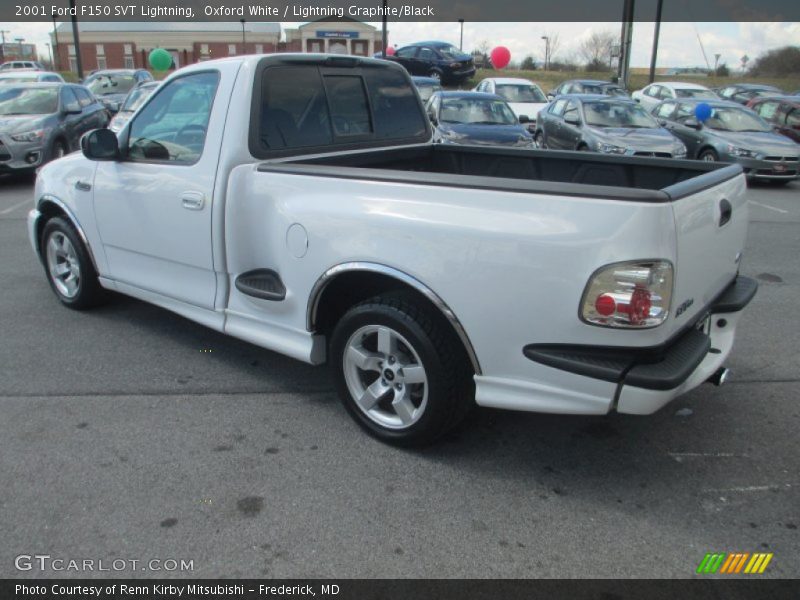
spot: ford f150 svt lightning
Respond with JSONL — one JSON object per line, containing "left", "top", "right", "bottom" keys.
{"left": 28, "top": 55, "right": 757, "bottom": 445}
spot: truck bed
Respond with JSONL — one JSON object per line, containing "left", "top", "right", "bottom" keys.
{"left": 259, "top": 144, "right": 743, "bottom": 202}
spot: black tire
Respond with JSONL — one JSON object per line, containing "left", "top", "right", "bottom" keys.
{"left": 427, "top": 69, "right": 443, "bottom": 82}
{"left": 330, "top": 292, "right": 474, "bottom": 446}
{"left": 534, "top": 131, "right": 545, "bottom": 148}
{"left": 577, "top": 143, "right": 590, "bottom": 151}
{"left": 40, "top": 217, "right": 107, "bottom": 310}
{"left": 51, "top": 138, "right": 67, "bottom": 162}
{"left": 698, "top": 148, "right": 719, "bottom": 162}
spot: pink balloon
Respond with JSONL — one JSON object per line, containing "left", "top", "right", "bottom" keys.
{"left": 385, "top": 46, "right": 396, "bottom": 56}
{"left": 490, "top": 46, "right": 511, "bottom": 69}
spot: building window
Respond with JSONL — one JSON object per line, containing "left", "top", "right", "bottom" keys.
{"left": 96, "top": 44, "right": 104, "bottom": 55}
{"left": 256, "top": 44, "right": 264, "bottom": 54}
{"left": 124, "top": 56, "right": 134, "bottom": 69}
{"left": 228, "top": 44, "right": 236, "bottom": 55}
{"left": 96, "top": 57, "right": 107, "bottom": 70}
{"left": 68, "top": 44, "right": 75, "bottom": 56}
{"left": 201, "top": 44, "right": 209, "bottom": 54}
{"left": 124, "top": 44, "right": 132, "bottom": 55}
{"left": 69, "top": 57, "right": 78, "bottom": 72}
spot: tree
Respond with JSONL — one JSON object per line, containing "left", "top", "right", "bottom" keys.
{"left": 748, "top": 45, "right": 800, "bottom": 76}
{"left": 578, "top": 30, "right": 616, "bottom": 72}
{"left": 542, "top": 31, "right": 560, "bottom": 62}
{"left": 520, "top": 55, "right": 537, "bottom": 70}
{"left": 714, "top": 63, "right": 730, "bottom": 77}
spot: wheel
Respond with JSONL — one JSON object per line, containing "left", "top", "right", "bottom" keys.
{"left": 534, "top": 131, "right": 545, "bottom": 148}
{"left": 41, "top": 217, "right": 106, "bottom": 310}
{"left": 330, "top": 293, "right": 474, "bottom": 446}
{"left": 427, "top": 70, "right": 442, "bottom": 82}
{"left": 51, "top": 139, "right": 67, "bottom": 162}
{"left": 699, "top": 148, "right": 719, "bottom": 162}
{"left": 577, "top": 144, "right": 590, "bottom": 151}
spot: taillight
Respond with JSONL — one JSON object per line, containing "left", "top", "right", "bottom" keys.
{"left": 580, "top": 260, "right": 673, "bottom": 328}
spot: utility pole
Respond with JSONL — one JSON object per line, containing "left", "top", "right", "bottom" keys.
{"left": 381, "top": 0, "right": 388, "bottom": 58}
{"left": 458, "top": 19, "right": 464, "bottom": 51}
{"left": 51, "top": 16, "right": 60, "bottom": 70}
{"left": 240, "top": 19, "right": 246, "bottom": 52}
{"left": 648, "top": 0, "right": 663, "bottom": 83}
{"left": 541, "top": 36, "right": 549, "bottom": 71}
{"left": 617, "top": 0, "right": 635, "bottom": 89}
{"left": 69, "top": 0, "right": 83, "bottom": 79}
{"left": 0, "top": 30, "right": 10, "bottom": 63}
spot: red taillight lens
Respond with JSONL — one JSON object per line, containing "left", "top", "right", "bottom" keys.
{"left": 581, "top": 261, "right": 673, "bottom": 328}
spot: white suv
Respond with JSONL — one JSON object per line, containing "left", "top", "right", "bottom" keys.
{"left": 0, "top": 61, "right": 45, "bottom": 71}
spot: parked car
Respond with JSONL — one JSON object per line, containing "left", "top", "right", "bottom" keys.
{"left": 632, "top": 82, "right": 717, "bottom": 112}
{"left": 716, "top": 83, "right": 784, "bottom": 105}
{"left": 651, "top": 98, "right": 799, "bottom": 183}
{"left": 0, "top": 61, "right": 45, "bottom": 71}
{"left": 548, "top": 79, "right": 628, "bottom": 100}
{"left": 426, "top": 91, "right": 534, "bottom": 147}
{"left": 0, "top": 71, "right": 64, "bottom": 85}
{"left": 108, "top": 81, "right": 159, "bottom": 133}
{"left": 82, "top": 69, "right": 154, "bottom": 114}
{"left": 0, "top": 83, "right": 108, "bottom": 173}
{"left": 746, "top": 96, "right": 800, "bottom": 144}
{"left": 382, "top": 41, "right": 475, "bottom": 84}
{"left": 410, "top": 76, "right": 442, "bottom": 103}
{"left": 535, "top": 95, "right": 687, "bottom": 157}
{"left": 473, "top": 77, "right": 548, "bottom": 130}
{"left": 28, "top": 54, "right": 756, "bottom": 445}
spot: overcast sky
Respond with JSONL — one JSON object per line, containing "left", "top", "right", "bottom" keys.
{"left": 3, "top": 21, "right": 798, "bottom": 70}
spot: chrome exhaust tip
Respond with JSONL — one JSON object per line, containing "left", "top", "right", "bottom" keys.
{"left": 707, "top": 367, "right": 730, "bottom": 387}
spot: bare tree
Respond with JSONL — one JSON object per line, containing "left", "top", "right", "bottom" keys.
{"left": 540, "top": 31, "right": 560, "bottom": 62}
{"left": 578, "top": 30, "right": 616, "bottom": 71}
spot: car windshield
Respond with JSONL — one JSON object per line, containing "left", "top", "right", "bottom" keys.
{"left": 0, "top": 87, "right": 58, "bottom": 115}
{"left": 495, "top": 84, "right": 547, "bottom": 103}
{"left": 121, "top": 85, "right": 156, "bottom": 112}
{"left": 0, "top": 76, "right": 36, "bottom": 84}
{"left": 437, "top": 45, "right": 463, "bottom": 59}
{"left": 86, "top": 74, "right": 136, "bottom": 96}
{"left": 703, "top": 107, "right": 772, "bottom": 132}
{"left": 440, "top": 97, "right": 518, "bottom": 125}
{"left": 583, "top": 101, "right": 658, "bottom": 128}
{"left": 675, "top": 88, "right": 716, "bottom": 99}
{"left": 414, "top": 82, "right": 442, "bottom": 102}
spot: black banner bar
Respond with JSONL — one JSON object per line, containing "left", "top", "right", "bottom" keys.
{"left": 4, "top": 0, "right": 800, "bottom": 22}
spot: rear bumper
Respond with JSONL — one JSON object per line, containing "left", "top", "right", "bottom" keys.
{"left": 495, "top": 276, "right": 757, "bottom": 415}
{"left": 734, "top": 156, "right": 799, "bottom": 180}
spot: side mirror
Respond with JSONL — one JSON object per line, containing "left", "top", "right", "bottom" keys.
{"left": 428, "top": 112, "right": 438, "bottom": 125}
{"left": 518, "top": 115, "right": 530, "bottom": 124}
{"left": 81, "top": 128, "right": 121, "bottom": 161}
{"left": 564, "top": 114, "right": 580, "bottom": 126}
{"left": 63, "top": 102, "right": 81, "bottom": 115}
{"left": 547, "top": 93, "right": 555, "bottom": 101}
{"left": 683, "top": 118, "right": 703, "bottom": 130}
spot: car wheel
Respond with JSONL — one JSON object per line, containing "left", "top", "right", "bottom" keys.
{"left": 51, "top": 139, "right": 67, "bottom": 161}
{"left": 534, "top": 131, "right": 545, "bottom": 148}
{"left": 699, "top": 148, "right": 719, "bottom": 162}
{"left": 427, "top": 70, "right": 442, "bottom": 82}
{"left": 577, "top": 144, "right": 590, "bottom": 151}
{"left": 330, "top": 292, "right": 473, "bottom": 446}
{"left": 41, "top": 217, "right": 106, "bottom": 310}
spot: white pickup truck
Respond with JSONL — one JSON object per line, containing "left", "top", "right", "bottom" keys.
{"left": 28, "top": 55, "right": 757, "bottom": 445}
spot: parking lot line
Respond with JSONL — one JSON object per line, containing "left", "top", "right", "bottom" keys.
{"left": 750, "top": 200, "right": 788, "bottom": 214}
{"left": 0, "top": 198, "right": 31, "bottom": 215}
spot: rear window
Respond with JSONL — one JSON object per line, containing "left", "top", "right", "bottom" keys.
{"left": 251, "top": 62, "right": 428, "bottom": 157}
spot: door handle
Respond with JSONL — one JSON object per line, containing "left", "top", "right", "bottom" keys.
{"left": 75, "top": 181, "right": 91, "bottom": 192}
{"left": 181, "top": 191, "right": 205, "bottom": 210}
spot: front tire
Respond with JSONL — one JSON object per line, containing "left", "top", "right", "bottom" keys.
{"left": 699, "top": 148, "right": 719, "bottom": 162}
{"left": 330, "top": 293, "right": 473, "bottom": 446}
{"left": 534, "top": 131, "right": 545, "bottom": 148}
{"left": 41, "top": 217, "right": 106, "bottom": 310}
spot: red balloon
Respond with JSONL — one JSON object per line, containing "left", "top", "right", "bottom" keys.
{"left": 490, "top": 46, "right": 511, "bottom": 69}
{"left": 385, "top": 46, "right": 396, "bottom": 56}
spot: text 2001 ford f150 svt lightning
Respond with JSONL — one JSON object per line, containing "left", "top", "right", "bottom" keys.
{"left": 28, "top": 55, "right": 757, "bottom": 445}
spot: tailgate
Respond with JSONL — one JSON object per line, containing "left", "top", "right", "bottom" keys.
{"left": 668, "top": 172, "right": 748, "bottom": 332}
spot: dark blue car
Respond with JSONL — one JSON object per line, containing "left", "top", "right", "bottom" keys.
{"left": 383, "top": 41, "right": 475, "bottom": 85}
{"left": 425, "top": 91, "right": 534, "bottom": 148}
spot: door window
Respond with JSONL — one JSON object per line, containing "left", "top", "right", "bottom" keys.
{"left": 550, "top": 98, "right": 568, "bottom": 116}
{"left": 563, "top": 100, "right": 579, "bottom": 122}
{"left": 755, "top": 101, "right": 779, "bottom": 120}
{"left": 394, "top": 47, "right": 417, "bottom": 58}
{"left": 74, "top": 87, "right": 93, "bottom": 108}
{"left": 417, "top": 47, "right": 435, "bottom": 61}
{"left": 127, "top": 71, "right": 219, "bottom": 164}
{"left": 786, "top": 109, "right": 800, "bottom": 127}
{"left": 61, "top": 87, "right": 80, "bottom": 112}
{"left": 655, "top": 102, "right": 676, "bottom": 119}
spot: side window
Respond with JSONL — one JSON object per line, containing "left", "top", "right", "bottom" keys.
{"left": 43, "top": 75, "right": 60, "bottom": 83}
{"left": 61, "top": 87, "right": 80, "bottom": 112}
{"left": 394, "top": 47, "right": 416, "bottom": 58}
{"left": 786, "top": 108, "right": 800, "bottom": 127}
{"left": 128, "top": 71, "right": 219, "bottom": 164}
{"left": 563, "top": 100, "right": 579, "bottom": 121}
{"left": 645, "top": 85, "right": 659, "bottom": 97}
{"left": 659, "top": 87, "right": 674, "bottom": 99}
{"left": 417, "top": 47, "right": 435, "bottom": 61}
{"left": 550, "top": 98, "right": 568, "bottom": 116}
{"left": 675, "top": 103, "right": 695, "bottom": 121}
{"left": 323, "top": 75, "right": 371, "bottom": 136}
{"left": 656, "top": 102, "right": 676, "bottom": 119}
{"left": 756, "top": 101, "right": 779, "bottom": 120}
{"left": 719, "top": 87, "right": 735, "bottom": 98}
{"left": 74, "top": 87, "right": 93, "bottom": 108}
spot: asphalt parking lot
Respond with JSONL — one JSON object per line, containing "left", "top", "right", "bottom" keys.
{"left": 0, "top": 173, "right": 797, "bottom": 579}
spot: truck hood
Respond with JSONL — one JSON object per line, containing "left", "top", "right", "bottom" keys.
{"left": 589, "top": 126, "right": 680, "bottom": 152}
{"left": 506, "top": 102, "right": 548, "bottom": 120}
{"left": 439, "top": 123, "right": 532, "bottom": 146}
{"left": 708, "top": 129, "right": 800, "bottom": 156}
{"left": 0, "top": 114, "right": 53, "bottom": 135}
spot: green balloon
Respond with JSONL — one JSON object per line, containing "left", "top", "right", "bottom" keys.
{"left": 148, "top": 48, "right": 172, "bottom": 71}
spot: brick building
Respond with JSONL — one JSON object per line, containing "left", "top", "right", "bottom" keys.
{"left": 0, "top": 42, "right": 39, "bottom": 63}
{"left": 284, "top": 19, "right": 387, "bottom": 56}
{"left": 51, "top": 22, "right": 281, "bottom": 73}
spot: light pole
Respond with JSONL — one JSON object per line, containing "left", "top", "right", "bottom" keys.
{"left": 69, "top": 0, "right": 83, "bottom": 79}
{"left": 51, "top": 16, "right": 60, "bottom": 70}
{"left": 458, "top": 19, "right": 464, "bottom": 51}
{"left": 648, "top": 0, "right": 663, "bottom": 83}
{"left": 714, "top": 53, "right": 721, "bottom": 72}
{"left": 541, "top": 36, "right": 549, "bottom": 71}
{"left": 240, "top": 18, "right": 246, "bottom": 53}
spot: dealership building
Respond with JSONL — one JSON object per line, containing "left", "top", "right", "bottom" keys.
{"left": 51, "top": 20, "right": 386, "bottom": 74}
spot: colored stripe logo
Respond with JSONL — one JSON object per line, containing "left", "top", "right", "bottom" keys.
{"left": 697, "top": 552, "right": 773, "bottom": 574}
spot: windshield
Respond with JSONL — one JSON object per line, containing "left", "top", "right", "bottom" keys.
{"left": 675, "top": 88, "right": 716, "bottom": 99}
{"left": 415, "top": 82, "right": 442, "bottom": 102}
{"left": 121, "top": 85, "right": 155, "bottom": 112}
{"left": 495, "top": 84, "right": 546, "bottom": 103}
{"left": 703, "top": 107, "right": 772, "bottom": 132}
{"left": 86, "top": 74, "right": 136, "bottom": 96}
{"left": 440, "top": 97, "right": 518, "bottom": 125}
{"left": 0, "top": 87, "right": 58, "bottom": 115}
{"left": 0, "top": 76, "right": 36, "bottom": 84}
{"left": 583, "top": 101, "right": 658, "bottom": 128}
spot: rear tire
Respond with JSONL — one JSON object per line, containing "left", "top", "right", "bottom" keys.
{"left": 427, "top": 70, "right": 443, "bottom": 82}
{"left": 330, "top": 292, "right": 473, "bottom": 446}
{"left": 41, "top": 217, "right": 107, "bottom": 310}
{"left": 534, "top": 131, "right": 545, "bottom": 148}
{"left": 699, "top": 148, "right": 719, "bottom": 162}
